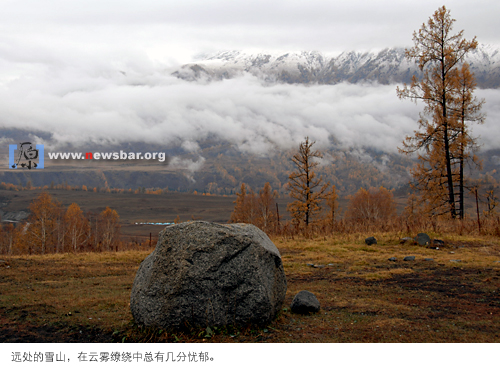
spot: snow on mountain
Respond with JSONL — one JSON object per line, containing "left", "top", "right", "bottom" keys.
{"left": 173, "top": 44, "right": 500, "bottom": 88}
{"left": 465, "top": 44, "right": 500, "bottom": 88}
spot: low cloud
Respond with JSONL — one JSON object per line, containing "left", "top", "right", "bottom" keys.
{"left": 169, "top": 156, "right": 206, "bottom": 182}
{"left": 169, "top": 156, "right": 205, "bottom": 183}
{"left": 169, "top": 156, "right": 206, "bottom": 172}
{"left": 0, "top": 56, "right": 498, "bottom": 159}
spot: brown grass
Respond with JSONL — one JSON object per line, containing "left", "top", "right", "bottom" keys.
{"left": 1, "top": 232, "right": 499, "bottom": 343}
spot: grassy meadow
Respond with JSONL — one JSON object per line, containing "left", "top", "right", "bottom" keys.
{"left": 1, "top": 231, "right": 499, "bottom": 343}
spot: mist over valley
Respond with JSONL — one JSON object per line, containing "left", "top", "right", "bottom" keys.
{"left": 1, "top": 46, "right": 500, "bottom": 195}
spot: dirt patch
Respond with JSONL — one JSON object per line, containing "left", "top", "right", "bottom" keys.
{"left": 0, "top": 318, "right": 115, "bottom": 343}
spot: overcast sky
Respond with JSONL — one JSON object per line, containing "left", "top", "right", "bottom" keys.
{"left": 1, "top": 0, "right": 499, "bottom": 158}
{"left": 0, "top": 0, "right": 498, "bottom": 63}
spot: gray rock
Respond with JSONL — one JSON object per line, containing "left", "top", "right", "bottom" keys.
{"left": 388, "top": 257, "right": 397, "bottom": 262}
{"left": 365, "top": 237, "right": 377, "bottom": 245}
{"left": 130, "top": 221, "right": 287, "bottom": 328}
{"left": 313, "top": 264, "right": 325, "bottom": 268}
{"left": 404, "top": 256, "right": 416, "bottom": 261}
{"left": 450, "top": 259, "right": 462, "bottom": 263}
{"left": 290, "top": 290, "right": 320, "bottom": 314}
{"left": 415, "top": 233, "right": 431, "bottom": 246}
{"left": 424, "top": 258, "right": 434, "bottom": 261}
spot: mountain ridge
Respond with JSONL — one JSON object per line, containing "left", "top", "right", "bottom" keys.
{"left": 173, "top": 44, "right": 500, "bottom": 88}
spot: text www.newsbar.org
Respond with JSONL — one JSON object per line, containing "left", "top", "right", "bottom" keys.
{"left": 47, "top": 151, "right": 166, "bottom": 162}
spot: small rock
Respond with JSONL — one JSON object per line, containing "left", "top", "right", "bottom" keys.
{"left": 432, "top": 239, "right": 445, "bottom": 247}
{"left": 388, "top": 257, "right": 397, "bottom": 262}
{"left": 449, "top": 251, "right": 455, "bottom": 254}
{"left": 399, "top": 237, "right": 415, "bottom": 245}
{"left": 424, "top": 258, "right": 434, "bottom": 261}
{"left": 365, "top": 237, "right": 377, "bottom": 246}
{"left": 313, "top": 264, "right": 325, "bottom": 268}
{"left": 450, "top": 259, "right": 462, "bottom": 263}
{"left": 404, "top": 256, "right": 416, "bottom": 261}
{"left": 291, "top": 290, "right": 320, "bottom": 314}
{"left": 306, "top": 263, "right": 314, "bottom": 267}
{"left": 328, "top": 264, "right": 335, "bottom": 266}
{"left": 415, "top": 233, "right": 431, "bottom": 246}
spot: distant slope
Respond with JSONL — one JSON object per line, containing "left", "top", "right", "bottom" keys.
{"left": 2, "top": 138, "right": 500, "bottom": 198}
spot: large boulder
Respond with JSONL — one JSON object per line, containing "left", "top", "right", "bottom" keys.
{"left": 130, "top": 221, "right": 287, "bottom": 329}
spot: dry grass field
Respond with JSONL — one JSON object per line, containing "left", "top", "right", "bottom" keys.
{"left": 1, "top": 231, "right": 499, "bottom": 343}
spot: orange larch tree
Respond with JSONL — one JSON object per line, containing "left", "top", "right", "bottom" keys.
{"left": 99, "top": 207, "right": 120, "bottom": 251}
{"left": 65, "top": 203, "right": 89, "bottom": 252}
{"left": 27, "top": 192, "right": 61, "bottom": 254}
{"left": 345, "top": 187, "right": 396, "bottom": 223}
{"left": 0, "top": 223, "right": 15, "bottom": 255}
{"left": 230, "top": 183, "right": 252, "bottom": 223}
{"left": 451, "top": 62, "right": 484, "bottom": 218}
{"left": 397, "top": 6, "right": 483, "bottom": 218}
{"left": 325, "top": 185, "right": 339, "bottom": 227}
{"left": 256, "top": 182, "right": 278, "bottom": 232}
{"left": 230, "top": 182, "right": 279, "bottom": 233}
{"left": 287, "top": 137, "right": 329, "bottom": 228}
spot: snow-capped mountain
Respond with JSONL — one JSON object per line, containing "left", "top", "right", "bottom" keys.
{"left": 173, "top": 44, "right": 500, "bottom": 88}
